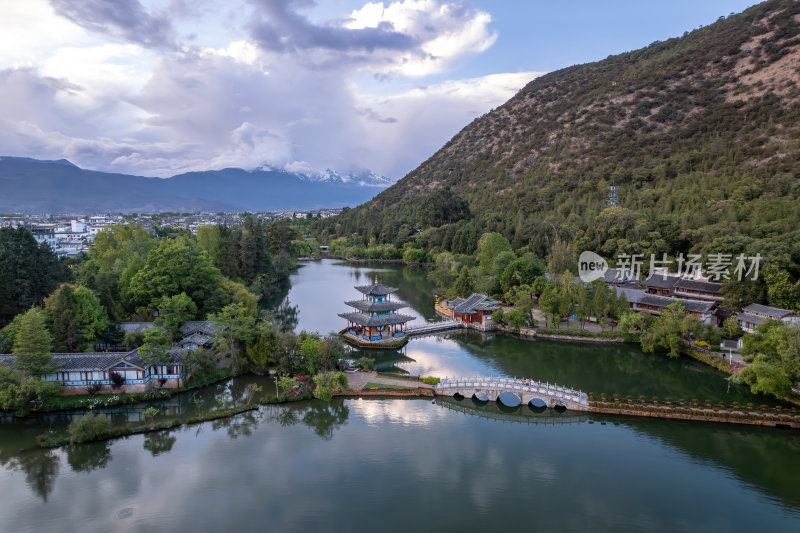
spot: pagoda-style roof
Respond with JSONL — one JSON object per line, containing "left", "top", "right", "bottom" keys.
{"left": 354, "top": 281, "right": 398, "bottom": 296}
{"left": 338, "top": 312, "right": 414, "bottom": 327}
{"left": 449, "top": 293, "right": 501, "bottom": 315}
{"left": 345, "top": 300, "right": 406, "bottom": 312}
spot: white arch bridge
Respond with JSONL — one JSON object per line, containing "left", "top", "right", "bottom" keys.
{"left": 434, "top": 376, "right": 590, "bottom": 410}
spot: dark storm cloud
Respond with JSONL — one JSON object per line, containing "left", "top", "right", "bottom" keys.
{"left": 247, "top": 0, "right": 419, "bottom": 54}
{"left": 49, "top": 0, "right": 175, "bottom": 49}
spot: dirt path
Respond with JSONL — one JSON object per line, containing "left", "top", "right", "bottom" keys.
{"left": 345, "top": 371, "right": 432, "bottom": 390}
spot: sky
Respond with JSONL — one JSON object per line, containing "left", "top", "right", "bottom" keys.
{"left": 0, "top": 0, "right": 761, "bottom": 180}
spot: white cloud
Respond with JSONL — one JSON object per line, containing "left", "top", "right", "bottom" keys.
{"left": 0, "top": 0, "right": 541, "bottom": 180}
{"left": 345, "top": 0, "right": 497, "bottom": 76}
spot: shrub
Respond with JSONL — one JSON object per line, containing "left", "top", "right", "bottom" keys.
{"left": 68, "top": 412, "right": 112, "bottom": 444}
{"left": 355, "top": 357, "right": 375, "bottom": 370}
{"left": 110, "top": 372, "right": 125, "bottom": 388}
{"left": 422, "top": 376, "right": 440, "bottom": 385}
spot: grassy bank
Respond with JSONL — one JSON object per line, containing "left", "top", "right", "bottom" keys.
{"left": 37, "top": 393, "right": 311, "bottom": 449}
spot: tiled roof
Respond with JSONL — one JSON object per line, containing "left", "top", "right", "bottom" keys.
{"left": 741, "top": 303, "right": 793, "bottom": 318}
{"left": 615, "top": 287, "right": 645, "bottom": 304}
{"left": 338, "top": 312, "right": 414, "bottom": 327}
{"left": 674, "top": 278, "right": 722, "bottom": 294}
{"left": 736, "top": 312, "right": 769, "bottom": 326}
{"left": 354, "top": 281, "right": 398, "bottom": 296}
{"left": 680, "top": 299, "right": 716, "bottom": 314}
{"left": 180, "top": 332, "right": 214, "bottom": 346}
{"left": 179, "top": 321, "right": 218, "bottom": 336}
{"left": 0, "top": 349, "right": 184, "bottom": 372}
{"left": 638, "top": 293, "right": 674, "bottom": 308}
{"left": 452, "top": 293, "right": 501, "bottom": 314}
{"left": 644, "top": 275, "right": 681, "bottom": 290}
{"left": 602, "top": 268, "right": 636, "bottom": 284}
{"left": 118, "top": 322, "right": 156, "bottom": 333}
{"left": 344, "top": 300, "right": 406, "bottom": 312}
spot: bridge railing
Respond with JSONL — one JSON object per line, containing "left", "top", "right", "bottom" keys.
{"left": 435, "top": 376, "right": 588, "bottom": 405}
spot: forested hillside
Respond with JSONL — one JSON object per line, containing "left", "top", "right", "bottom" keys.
{"left": 320, "top": 0, "right": 800, "bottom": 309}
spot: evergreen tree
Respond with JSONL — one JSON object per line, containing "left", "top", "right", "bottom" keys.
{"left": 139, "top": 328, "right": 172, "bottom": 367}
{"left": 45, "top": 284, "right": 109, "bottom": 352}
{"left": 452, "top": 267, "right": 475, "bottom": 298}
{"left": 12, "top": 308, "right": 56, "bottom": 377}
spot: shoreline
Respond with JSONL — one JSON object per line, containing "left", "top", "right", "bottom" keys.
{"left": 33, "top": 385, "right": 800, "bottom": 451}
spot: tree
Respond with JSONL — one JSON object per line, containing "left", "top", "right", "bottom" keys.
{"left": 127, "top": 237, "right": 226, "bottom": 316}
{"left": 246, "top": 321, "right": 280, "bottom": 372}
{"left": 67, "top": 412, "right": 112, "bottom": 444}
{"left": 0, "top": 227, "right": 68, "bottom": 327}
{"left": 139, "top": 328, "right": 172, "bottom": 367}
{"left": 452, "top": 266, "right": 475, "bottom": 298}
{"left": 539, "top": 285, "right": 560, "bottom": 328}
{"left": 154, "top": 292, "right": 197, "bottom": 340}
{"left": 210, "top": 303, "right": 256, "bottom": 370}
{"left": 640, "top": 302, "right": 694, "bottom": 358}
{"left": 576, "top": 288, "right": 593, "bottom": 329}
{"left": 45, "top": 284, "right": 109, "bottom": 352}
{"left": 313, "top": 372, "right": 349, "bottom": 402}
{"left": 738, "top": 356, "right": 792, "bottom": 397}
{"left": 477, "top": 232, "right": 512, "bottom": 273}
{"left": 13, "top": 308, "right": 56, "bottom": 377}
{"left": 276, "top": 375, "right": 300, "bottom": 400}
{"left": 619, "top": 311, "right": 646, "bottom": 333}
{"left": 721, "top": 316, "right": 743, "bottom": 339}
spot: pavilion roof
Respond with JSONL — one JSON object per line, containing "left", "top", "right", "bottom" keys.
{"left": 338, "top": 312, "right": 414, "bottom": 327}
{"left": 344, "top": 300, "right": 406, "bottom": 312}
{"left": 450, "top": 293, "right": 501, "bottom": 315}
{"left": 354, "top": 281, "right": 398, "bottom": 296}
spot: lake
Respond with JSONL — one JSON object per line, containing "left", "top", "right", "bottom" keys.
{"left": 0, "top": 259, "right": 798, "bottom": 532}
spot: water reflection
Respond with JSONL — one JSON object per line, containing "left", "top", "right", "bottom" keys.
{"left": 143, "top": 430, "right": 176, "bottom": 457}
{"left": 66, "top": 441, "right": 112, "bottom": 472}
{"left": 11, "top": 449, "right": 60, "bottom": 502}
{"left": 264, "top": 400, "right": 350, "bottom": 440}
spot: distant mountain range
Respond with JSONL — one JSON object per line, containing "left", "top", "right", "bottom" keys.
{"left": 0, "top": 156, "right": 390, "bottom": 213}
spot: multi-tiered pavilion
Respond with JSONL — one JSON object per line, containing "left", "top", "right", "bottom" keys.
{"left": 339, "top": 277, "right": 414, "bottom": 346}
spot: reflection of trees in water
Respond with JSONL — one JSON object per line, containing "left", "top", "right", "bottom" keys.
{"left": 12, "top": 450, "right": 60, "bottom": 502}
{"left": 301, "top": 402, "right": 349, "bottom": 440}
{"left": 267, "top": 298, "right": 299, "bottom": 332}
{"left": 143, "top": 430, "right": 177, "bottom": 457}
{"left": 265, "top": 401, "right": 350, "bottom": 440}
{"left": 212, "top": 410, "right": 262, "bottom": 439}
{"left": 67, "top": 441, "right": 112, "bottom": 472}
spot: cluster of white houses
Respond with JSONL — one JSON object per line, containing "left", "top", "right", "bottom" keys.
{"left": 0, "top": 321, "right": 218, "bottom": 395}
{"left": 603, "top": 269, "right": 798, "bottom": 332}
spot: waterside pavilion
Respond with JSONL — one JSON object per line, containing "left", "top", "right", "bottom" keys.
{"left": 339, "top": 278, "right": 414, "bottom": 347}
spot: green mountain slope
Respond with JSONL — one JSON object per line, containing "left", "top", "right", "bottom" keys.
{"left": 321, "top": 0, "right": 800, "bottom": 307}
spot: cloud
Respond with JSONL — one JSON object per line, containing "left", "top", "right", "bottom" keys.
{"left": 246, "top": 0, "right": 495, "bottom": 75}
{"left": 0, "top": 1, "right": 538, "bottom": 181}
{"left": 248, "top": 0, "right": 418, "bottom": 54}
{"left": 49, "top": 0, "right": 175, "bottom": 49}
{"left": 344, "top": 0, "right": 497, "bottom": 76}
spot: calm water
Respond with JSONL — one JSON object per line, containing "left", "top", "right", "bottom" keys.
{"left": 0, "top": 259, "right": 798, "bottom": 532}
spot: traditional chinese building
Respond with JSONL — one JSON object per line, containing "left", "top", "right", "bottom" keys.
{"left": 339, "top": 277, "right": 414, "bottom": 345}
{"left": 0, "top": 349, "right": 185, "bottom": 396}
{"left": 445, "top": 293, "right": 501, "bottom": 326}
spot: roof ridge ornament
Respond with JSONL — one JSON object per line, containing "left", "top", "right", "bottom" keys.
{"left": 374, "top": 275, "right": 378, "bottom": 285}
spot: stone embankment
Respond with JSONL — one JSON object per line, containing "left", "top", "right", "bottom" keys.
{"left": 589, "top": 399, "right": 800, "bottom": 428}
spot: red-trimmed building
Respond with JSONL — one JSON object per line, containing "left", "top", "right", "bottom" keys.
{"left": 446, "top": 293, "right": 501, "bottom": 326}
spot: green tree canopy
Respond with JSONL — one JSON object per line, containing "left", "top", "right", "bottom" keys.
{"left": 12, "top": 307, "right": 57, "bottom": 377}
{"left": 127, "top": 237, "right": 226, "bottom": 315}
{"left": 44, "top": 284, "right": 109, "bottom": 352}
{"left": 139, "top": 328, "right": 172, "bottom": 367}
{"left": 154, "top": 292, "right": 198, "bottom": 340}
